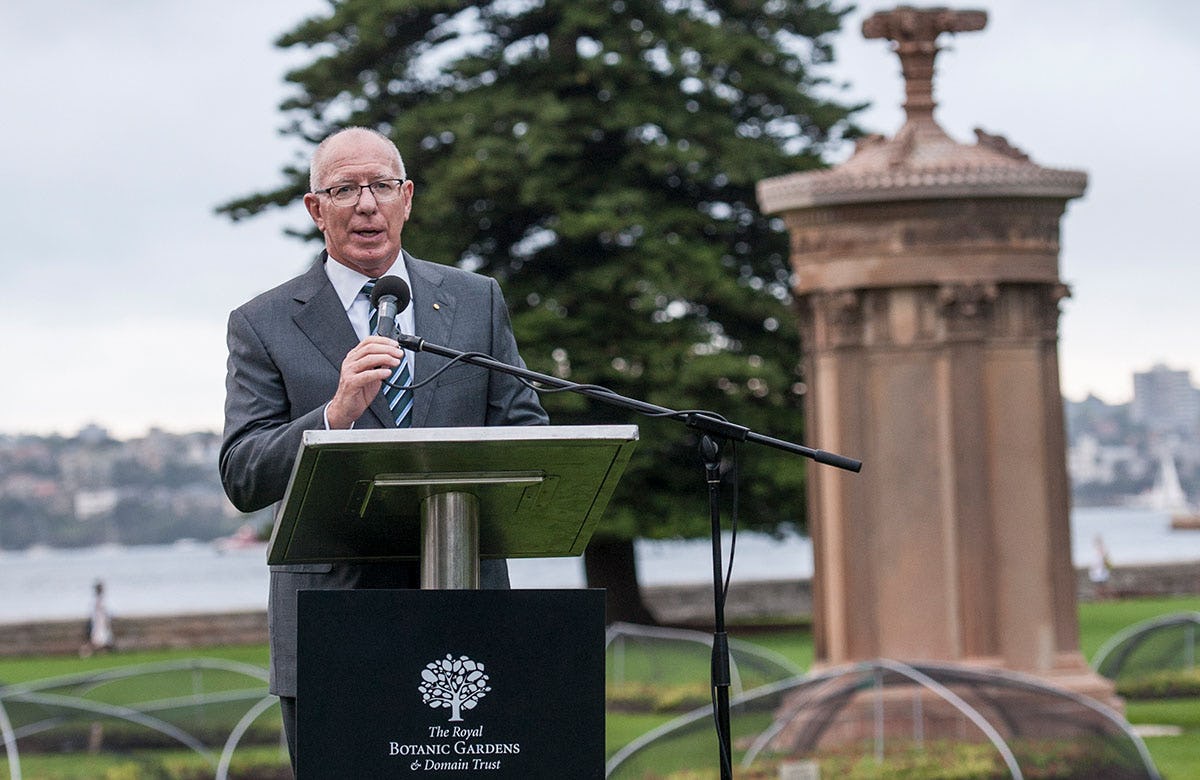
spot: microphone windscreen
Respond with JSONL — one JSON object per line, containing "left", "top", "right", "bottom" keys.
{"left": 369, "top": 276, "right": 412, "bottom": 312}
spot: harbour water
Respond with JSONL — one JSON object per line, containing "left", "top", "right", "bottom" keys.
{"left": 0, "top": 507, "right": 1196, "bottom": 624}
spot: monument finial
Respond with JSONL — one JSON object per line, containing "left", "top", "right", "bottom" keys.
{"left": 863, "top": 6, "right": 987, "bottom": 124}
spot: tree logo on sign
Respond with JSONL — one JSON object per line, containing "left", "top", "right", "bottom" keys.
{"left": 418, "top": 654, "right": 491, "bottom": 722}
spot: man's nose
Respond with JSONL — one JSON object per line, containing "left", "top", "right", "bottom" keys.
{"left": 355, "top": 187, "right": 380, "bottom": 212}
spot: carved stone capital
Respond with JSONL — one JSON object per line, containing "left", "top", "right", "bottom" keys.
{"left": 1037, "top": 283, "right": 1072, "bottom": 338}
{"left": 799, "top": 289, "right": 866, "bottom": 351}
{"left": 937, "top": 281, "right": 999, "bottom": 318}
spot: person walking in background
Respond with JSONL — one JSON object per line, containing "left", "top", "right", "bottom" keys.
{"left": 1089, "top": 534, "right": 1113, "bottom": 600}
{"left": 80, "top": 579, "right": 114, "bottom": 656}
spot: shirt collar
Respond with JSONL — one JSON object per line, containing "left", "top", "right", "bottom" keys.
{"left": 324, "top": 253, "right": 414, "bottom": 311}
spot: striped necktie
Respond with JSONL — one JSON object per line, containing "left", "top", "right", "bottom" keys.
{"left": 361, "top": 280, "right": 414, "bottom": 428}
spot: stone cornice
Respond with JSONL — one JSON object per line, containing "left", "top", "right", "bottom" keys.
{"left": 759, "top": 162, "right": 1088, "bottom": 212}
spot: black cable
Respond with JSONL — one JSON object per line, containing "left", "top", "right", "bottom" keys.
{"left": 381, "top": 350, "right": 493, "bottom": 392}
{"left": 721, "top": 443, "right": 739, "bottom": 613}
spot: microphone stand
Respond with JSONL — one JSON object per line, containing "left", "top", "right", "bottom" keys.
{"left": 700, "top": 433, "right": 734, "bottom": 777}
{"left": 396, "top": 334, "right": 862, "bottom": 778}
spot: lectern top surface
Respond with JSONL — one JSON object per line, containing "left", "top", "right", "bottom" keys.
{"left": 268, "top": 424, "right": 639, "bottom": 565}
{"left": 301, "top": 424, "right": 638, "bottom": 446}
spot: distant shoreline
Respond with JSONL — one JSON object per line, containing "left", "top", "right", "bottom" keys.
{"left": 3, "top": 560, "right": 1197, "bottom": 657}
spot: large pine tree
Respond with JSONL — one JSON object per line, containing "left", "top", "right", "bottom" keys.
{"left": 221, "top": 0, "right": 860, "bottom": 622}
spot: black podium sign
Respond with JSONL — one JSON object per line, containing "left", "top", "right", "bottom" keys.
{"left": 297, "top": 589, "right": 605, "bottom": 778}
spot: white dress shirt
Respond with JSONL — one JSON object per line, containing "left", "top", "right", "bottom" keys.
{"left": 325, "top": 253, "right": 417, "bottom": 344}
{"left": 322, "top": 253, "right": 417, "bottom": 428}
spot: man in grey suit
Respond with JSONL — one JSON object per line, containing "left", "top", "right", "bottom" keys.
{"left": 219, "top": 127, "right": 547, "bottom": 767}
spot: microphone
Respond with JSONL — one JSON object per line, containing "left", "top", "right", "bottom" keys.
{"left": 368, "top": 276, "right": 411, "bottom": 340}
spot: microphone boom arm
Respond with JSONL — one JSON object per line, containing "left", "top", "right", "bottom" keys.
{"left": 395, "top": 333, "right": 861, "bottom": 473}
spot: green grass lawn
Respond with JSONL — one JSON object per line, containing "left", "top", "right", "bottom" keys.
{"left": 0, "top": 644, "right": 271, "bottom": 686}
{"left": 1076, "top": 596, "right": 1200, "bottom": 778}
{"left": 3, "top": 595, "right": 1198, "bottom": 778}
{"left": 1078, "top": 595, "right": 1200, "bottom": 661}
{"left": 1126, "top": 698, "right": 1200, "bottom": 780}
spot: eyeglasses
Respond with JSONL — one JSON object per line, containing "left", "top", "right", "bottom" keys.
{"left": 313, "top": 178, "right": 407, "bottom": 207}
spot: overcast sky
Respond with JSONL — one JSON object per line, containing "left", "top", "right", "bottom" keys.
{"left": 1, "top": 1, "right": 1196, "bottom": 439}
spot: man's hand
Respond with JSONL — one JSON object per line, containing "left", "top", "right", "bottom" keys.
{"left": 326, "top": 336, "right": 405, "bottom": 429}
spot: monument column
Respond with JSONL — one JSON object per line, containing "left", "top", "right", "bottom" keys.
{"left": 758, "top": 6, "right": 1113, "bottom": 702}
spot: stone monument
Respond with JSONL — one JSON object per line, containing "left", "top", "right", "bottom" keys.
{"left": 757, "top": 6, "right": 1114, "bottom": 705}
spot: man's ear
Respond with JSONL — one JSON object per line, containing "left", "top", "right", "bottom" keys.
{"left": 303, "top": 192, "right": 325, "bottom": 231}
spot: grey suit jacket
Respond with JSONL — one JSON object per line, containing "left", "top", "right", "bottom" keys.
{"left": 219, "top": 250, "right": 547, "bottom": 696}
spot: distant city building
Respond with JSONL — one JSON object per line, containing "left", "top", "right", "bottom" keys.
{"left": 76, "top": 424, "right": 112, "bottom": 447}
{"left": 0, "top": 428, "right": 261, "bottom": 550}
{"left": 1067, "top": 433, "right": 1140, "bottom": 485}
{"left": 1065, "top": 393, "right": 1129, "bottom": 443}
{"left": 1132, "top": 363, "right": 1200, "bottom": 434}
{"left": 1065, "top": 376, "right": 1199, "bottom": 508}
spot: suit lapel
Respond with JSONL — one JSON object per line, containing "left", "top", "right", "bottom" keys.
{"left": 406, "top": 252, "right": 457, "bottom": 428}
{"left": 292, "top": 253, "right": 392, "bottom": 428}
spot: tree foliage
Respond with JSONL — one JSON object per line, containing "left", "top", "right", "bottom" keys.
{"left": 220, "top": 0, "right": 861, "bottom": 543}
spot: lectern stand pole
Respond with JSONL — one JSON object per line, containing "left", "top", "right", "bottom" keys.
{"left": 419, "top": 491, "right": 480, "bottom": 589}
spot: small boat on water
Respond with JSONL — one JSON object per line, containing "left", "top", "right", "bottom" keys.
{"left": 1141, "top": 451, "right": 1200, "bottom": 531}
{"left": 1171, "top": 513, "right": 1200, "bottom": 531}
